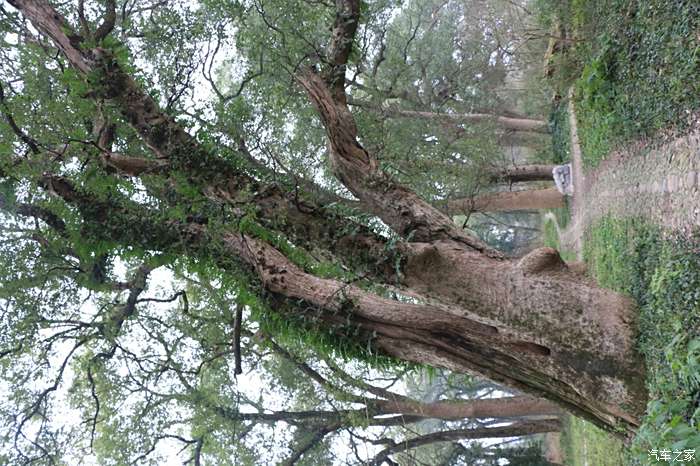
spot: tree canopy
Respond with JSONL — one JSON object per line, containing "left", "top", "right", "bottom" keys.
{"left": 0, "top": 0, "right": 645, "bottom": 464}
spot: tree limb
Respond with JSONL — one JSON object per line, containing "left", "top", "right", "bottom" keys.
{"left": 369, "top": 419, "right": 561, "bottom": 465}
{"left": 232, "top": 302, "right": 243, "bottom": 375}
{"left": 322, "top": 0, "right": 361, "bottom": 103}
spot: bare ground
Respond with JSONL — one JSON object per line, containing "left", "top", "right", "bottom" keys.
{"left": 543, "top": 431, "right": 564, "bottom": 465}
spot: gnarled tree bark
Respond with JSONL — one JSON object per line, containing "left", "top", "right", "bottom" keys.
{"left": 9, "top": 0, "right": 646, "bottom": 438}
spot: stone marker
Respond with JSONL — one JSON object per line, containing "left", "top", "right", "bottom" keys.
{"left": 553, "top": 163, "right": 574, "bottom": 195}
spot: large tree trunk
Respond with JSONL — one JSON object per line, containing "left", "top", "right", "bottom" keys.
{"left": 297, "top": 68, "right": 644, "bottom": 433}
{"left": 446, "top": 187, "right": 565, "bottom": 214}
{"left": 12, "top": 0, "right": 646, "bottom": 438}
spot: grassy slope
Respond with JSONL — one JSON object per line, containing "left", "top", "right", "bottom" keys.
{"left": 584, "top": 219, "right": 700, "bottom": 463}
{"left": 539, "top": 0, "right": 700, "bottom": 168}
{"left": 559, "top": 415, "right": 626, "bottom": 466}
{"left": 533, "top": 0, "right": 700, "bottom": 463}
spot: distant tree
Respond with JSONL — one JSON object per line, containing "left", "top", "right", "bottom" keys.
{"left": 446, "top": 187, "right": 565, "bottom": 214}
{"left": 234, "top": 333, "right": 561, "bottom": 464}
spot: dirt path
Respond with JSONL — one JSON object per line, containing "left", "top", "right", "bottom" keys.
{"left": 560, "top": 89, "right": 586, "bottom": 259}
{"left": 561, "top": 92, "right": 700, "bottom": 256}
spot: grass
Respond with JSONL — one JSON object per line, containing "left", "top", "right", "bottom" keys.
{"left": 560, "top": 415, "right": 627, "bottom": 466}
{"left": 536, "top": 0, "right": 700, "bottom": 168}
{"left": 542, "top": 204, "right": 576, "bottom": 262}
{"left": 583, "top": 217, "right": 700, "bottom": 463}
{"left": 549, "top": 99, "right": 572, "bottom": 165}
{"left": 542, "top": 215, "right": 559, "bottom": 247}
{"left": 533, "top": 2, "right": 700, "bottom": 461}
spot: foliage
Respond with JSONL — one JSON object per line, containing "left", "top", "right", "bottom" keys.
{"left": 348, "top": 0, "right": 524, "bottom": 201}
{"left": 584, "top": 218, "right": 700, "bottom": 462}
{"left": 559, "top": 414, "right": 626, "bottom": 466}
{"left": 0, "top": 0, "right": 562, "bottom": 463}
{"left": 537, "top": 0, "right": 700, "bottom": 167}
{"left": 548, "top": 99, "right": 572, "bottom": 165}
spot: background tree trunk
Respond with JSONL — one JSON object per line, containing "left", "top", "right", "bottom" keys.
{"left": 446, "top": 187, "right": 565, "bottom": 214}
{"left": 489, "top": 164, "right": 556, "bottom": 183}
{"left": 385, "top": 108, "right": 550, "bottom": 133}
{"left": 375, "top": 395, "right": 563, "bottom": 421}
{"left": 370, "top": 419, "right": 561, "bottom": 465}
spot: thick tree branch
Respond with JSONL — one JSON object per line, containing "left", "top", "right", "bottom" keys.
{"left": 297, "top": 70, "right": 502, "bottom": 256}
{"left": 322, "top": 0, "right": 361, "bottom": 103}
{"left": 0, "top": 81, "right": 40, "bottom": 153}
{"left": 100, "top": 152, "right": 169, "bottom": 175}
{"left": 5, "top": 200, "right": 67, "bottom": 232}
{"left": 100, "top": 264, "right": 152, "bottom": 338}
{"left": 232, "top": 303, "right": 243, "bottom": 375}
{"left": 369, "top": 419, "right": 561, "bottom": 465}
{"left": 93, "top": 0, "right": 116, "bottom": 41}
{"left": 7, "top": 0, "right": 91, "bottom": 73}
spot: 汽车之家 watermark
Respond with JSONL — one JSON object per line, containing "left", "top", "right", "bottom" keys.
{"left": 648, "top": 449, "right": 696, "bottom": 463}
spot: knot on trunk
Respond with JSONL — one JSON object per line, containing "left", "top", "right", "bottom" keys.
{"left": 517, "top": 247, "right": 567, "bottom": 275}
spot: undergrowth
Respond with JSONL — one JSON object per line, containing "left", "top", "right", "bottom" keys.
{"left": 542, "top": 208, "right": 576, "bottom": 262}
{"left": 584, "top": 217, "right": 700, "bottom": 463}
{"left": 559, "top": 415, "right": 626, "bottom": 466}
{"left": 536, "top": 0, "right": 700, "bottom": 168}
{"left": 549, "top": 99, "right": 572, "bottom": 165}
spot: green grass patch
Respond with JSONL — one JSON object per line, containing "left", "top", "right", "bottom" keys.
{"left": 560, "top": 415, "right": 627, "bottom": 466}
{"left": 584, "top": 217, "right": 700, "bottom": 462}
{"left": 549, "top": 99, "right": 572, "bottom": 165}
{"left": 537, "top": 0, "right": 700, "bottom": 168}
{"left": 542, "top": 215, "right": 560, "bottom": 249}
{"left": 552, "top": 199, "right": 571, "bottom": 231}
{"left": 542, "top": 204, "right": 576, "bottom": 261}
